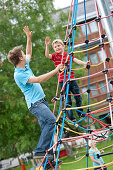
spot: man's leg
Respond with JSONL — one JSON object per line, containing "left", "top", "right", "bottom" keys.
{"left": 29, "top": 100, "right": 56, "bottom": 154}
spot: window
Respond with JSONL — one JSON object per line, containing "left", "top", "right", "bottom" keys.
{"left": 77, "top": 27, "right": 81, "bottom": 37}
{"left": 90, "top": 85, "right": 98, "bottom": 96}
{"left": 109, "top": 82, "right": 113, "bottom": 91}
{"left": 109, "top": 47, "right": 113, "bottom": 57}
{"left": 101, "top": 21, "right": 105, "bottom": 30}
{"left": 90, "top": 53, "right": 98, "bottom": 64}
{"left": 82, "top": 87, "right": 88, "bottom": 95}
{"left": 98, "top": 50, "right": 107, "bottom": 62}
{"left": 89, "top": 21, "right": 98, "bottom": 33}
{"left": 99, "top": 81, "right": 107, "bottom": 93}
{"left": 84, "top": 56, "right": 88, "bottom": 62}
{"left": 78, "top": 31, "right": 81, "bottom": 37}
{"left": 81, "top": 24, "right": 90, "bottom": 35}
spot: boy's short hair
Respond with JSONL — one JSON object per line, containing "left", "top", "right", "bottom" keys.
{"left": 52, "top": 39, "right": 64, "bottom": 47}
{"left": 7, "top": 46, "right": 22, "bottom": 66}
{"left": 89, "top": 140, "right": 95, "bottom": 147}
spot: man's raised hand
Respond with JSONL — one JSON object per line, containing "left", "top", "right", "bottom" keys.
{"left": 23, "top": 26, "right": 32, "bottom": 39}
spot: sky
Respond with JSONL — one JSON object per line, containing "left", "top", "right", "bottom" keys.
{"left": 53, "top": 0, "right": 84, "bottom": 9}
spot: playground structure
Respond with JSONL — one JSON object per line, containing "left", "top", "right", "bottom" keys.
{"left": 32, "top": 0, "right": 113, "bottom": 169}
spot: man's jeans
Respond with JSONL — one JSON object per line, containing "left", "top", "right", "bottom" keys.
{"left": 29, "top": 98, "right": 56, "bottom": 154}
{"left": 60, "top": 80, "right": 82, "bottom": 119}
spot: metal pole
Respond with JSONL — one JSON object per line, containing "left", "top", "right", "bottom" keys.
{"left": 96, "top": 0, "right": 113, "bottom": 54}
{"left": 97, "top": 152, "right": 113, "bottom": 158}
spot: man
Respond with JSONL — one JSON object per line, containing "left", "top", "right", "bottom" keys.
{"left": 7, "top": 26, "right": 63, "bottom": 159}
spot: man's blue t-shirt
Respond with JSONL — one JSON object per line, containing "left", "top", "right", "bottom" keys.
{"left": 14, "top": 58, "right": 45, "bottom": 108}
{"left": 89, "top": 147, "right": 104, "bottom": 167}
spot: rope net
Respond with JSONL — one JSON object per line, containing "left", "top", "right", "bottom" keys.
{"left": 39, "top": 0, "right": 113, "bottom": 169}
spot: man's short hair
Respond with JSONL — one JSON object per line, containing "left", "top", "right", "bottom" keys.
{"left": 7, "top": 46, "right": 22, "bottom": 66}
{"left": 52, "top": 39, "right": 64, "bottom": 47}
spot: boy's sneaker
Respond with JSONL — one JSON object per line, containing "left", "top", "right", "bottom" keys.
{"left": 45, "top": 160, "right": 63, "bottom": 169}
{"left": 72, "top": 118, "right": 76, "bottom": 122}
{"left": 79, "top": 113, "right": 85, "bottom": 118}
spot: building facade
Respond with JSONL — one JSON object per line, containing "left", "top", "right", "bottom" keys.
{"left": 55, "top": 0, "right": 113, "bottom": 116}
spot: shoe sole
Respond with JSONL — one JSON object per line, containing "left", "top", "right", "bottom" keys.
{"left": 33, "top": 154, "right": 53, "bottom": 159}
{"left": 45, "top": 164, "right": 62, "bottom": 170}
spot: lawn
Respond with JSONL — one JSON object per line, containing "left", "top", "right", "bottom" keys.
{"left": 9, "top": 138, "right": 113, "bottom": 170}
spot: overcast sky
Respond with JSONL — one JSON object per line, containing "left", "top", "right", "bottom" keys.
{"left": 53, "top": 0, "right": 84, "bottom": 9}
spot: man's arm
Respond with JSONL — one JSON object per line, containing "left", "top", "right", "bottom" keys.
{"left": 45, "top": 37, "right": 52, "bottom": 59}
{"left": 27, "top": 63, "right": 63, "bottom": 83}
{"left": 23, "top": 26, "right": 32, "bottom": 61}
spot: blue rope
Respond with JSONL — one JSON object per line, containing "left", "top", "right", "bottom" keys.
{"left": 55, "top": 112, "right": 66, "bottom": 170}
{"left": 83, "top": 0, "right": 90, "bottom": 168}
{"left": 43, "top": 124, "right": 57, "bottom": 169}
{"left": 92, "top": 112, "right": 110, "bottom": 121}
{"left": 55, "top": 1, "right": 79, "bottom": 169}
{"left": 43, "top": 0, "right": 113, "bottom": 169}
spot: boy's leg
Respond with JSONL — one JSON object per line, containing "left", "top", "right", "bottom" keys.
{"left": 67, "top": 95, "right": 75, "bottom": 120}
{"left": 69, "top": 80, "right": 83, "bottom": 117}
{"left": 59, "top": 82, "right": 75, "bottom": 120}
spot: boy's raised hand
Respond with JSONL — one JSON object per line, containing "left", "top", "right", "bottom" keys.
{"left": 45, "top": 37, "right": 50, "bottom": 46}
{"left": 23, "top": 26, "right": 32, "bottom": 39}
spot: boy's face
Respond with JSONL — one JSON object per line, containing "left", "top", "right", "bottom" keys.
{"left": 92, "top": 141, "right": 96, "bottom": 147}
{"left": 53, "top": 42, "right": 64, "bottom": 54}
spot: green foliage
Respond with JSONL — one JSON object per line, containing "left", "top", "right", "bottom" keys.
{"left": 0, "top": 0, "right": 55, "bottom": 159}
{"left": 0, "top": 60, "right": 41, "bottom": 159}
{"left": 0, "top": 0, "right": 87, "bottom": 160}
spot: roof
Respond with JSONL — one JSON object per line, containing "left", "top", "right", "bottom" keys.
{"left": 53, "top": 0, "right": 113, "bottom": 24}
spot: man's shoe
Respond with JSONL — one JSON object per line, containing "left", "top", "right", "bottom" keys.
{"left": 57, "top": 160, "right": 63, "bottom": 165}
{"left": 45, "top": 160, "right": 63, "bottom": 169}
{"left": 33, "top": 152, "right": 46, "bottom": 158}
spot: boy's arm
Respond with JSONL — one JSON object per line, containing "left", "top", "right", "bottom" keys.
{"left": 23, "top": 26, "right": 32, "bottom": 61}
{"left": 73, "top": 57, "right": 89, "bottom": 66}
{"left": 45, "top": 37, "right": 52, "bottom": 59}
{"left": 90, "top": 155, "right": 103, "bottom": 165}
{"left": 27, "top": 64, "right": 63, "bottom": 83}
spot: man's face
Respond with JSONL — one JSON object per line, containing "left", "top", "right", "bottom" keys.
{"left": 53, "top": 42, "right": 64, "bottom": 54}
{"left": 21, "top": 51, "right": 27, "bottom": 64}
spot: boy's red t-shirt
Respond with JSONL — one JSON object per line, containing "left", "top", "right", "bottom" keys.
{"left": 51, "top": 51, "right": 75, "bottom": 82}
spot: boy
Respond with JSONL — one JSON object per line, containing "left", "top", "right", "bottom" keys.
{"left": 45, "top": 37, "right": 88, "bottom": 119}
{"left": 7, "top": 27, "right": 63, "bottom": 161}
{"left": 89, "top": 140, "right": 107, "bottom": 170}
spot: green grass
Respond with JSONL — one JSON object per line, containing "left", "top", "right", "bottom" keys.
{"left": 9, "top": 138, "right": 113, "bottom": 170}
{"left": 60, "top": 139, "right": 113, "bottom": 170}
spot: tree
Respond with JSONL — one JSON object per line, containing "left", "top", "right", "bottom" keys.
{"left": 0, "top": 0, "right": 86, "bottom": 160}
{"left": 0, "top": 0, "right": 58, "bottom": 159}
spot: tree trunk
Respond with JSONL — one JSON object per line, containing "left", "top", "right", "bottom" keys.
{"left": 63, "top": 142, "right": 73, "bottom": 157}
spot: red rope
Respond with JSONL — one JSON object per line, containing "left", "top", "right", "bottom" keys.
{"left": 94, "top": 0, "right": 113, "bottom": 126}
